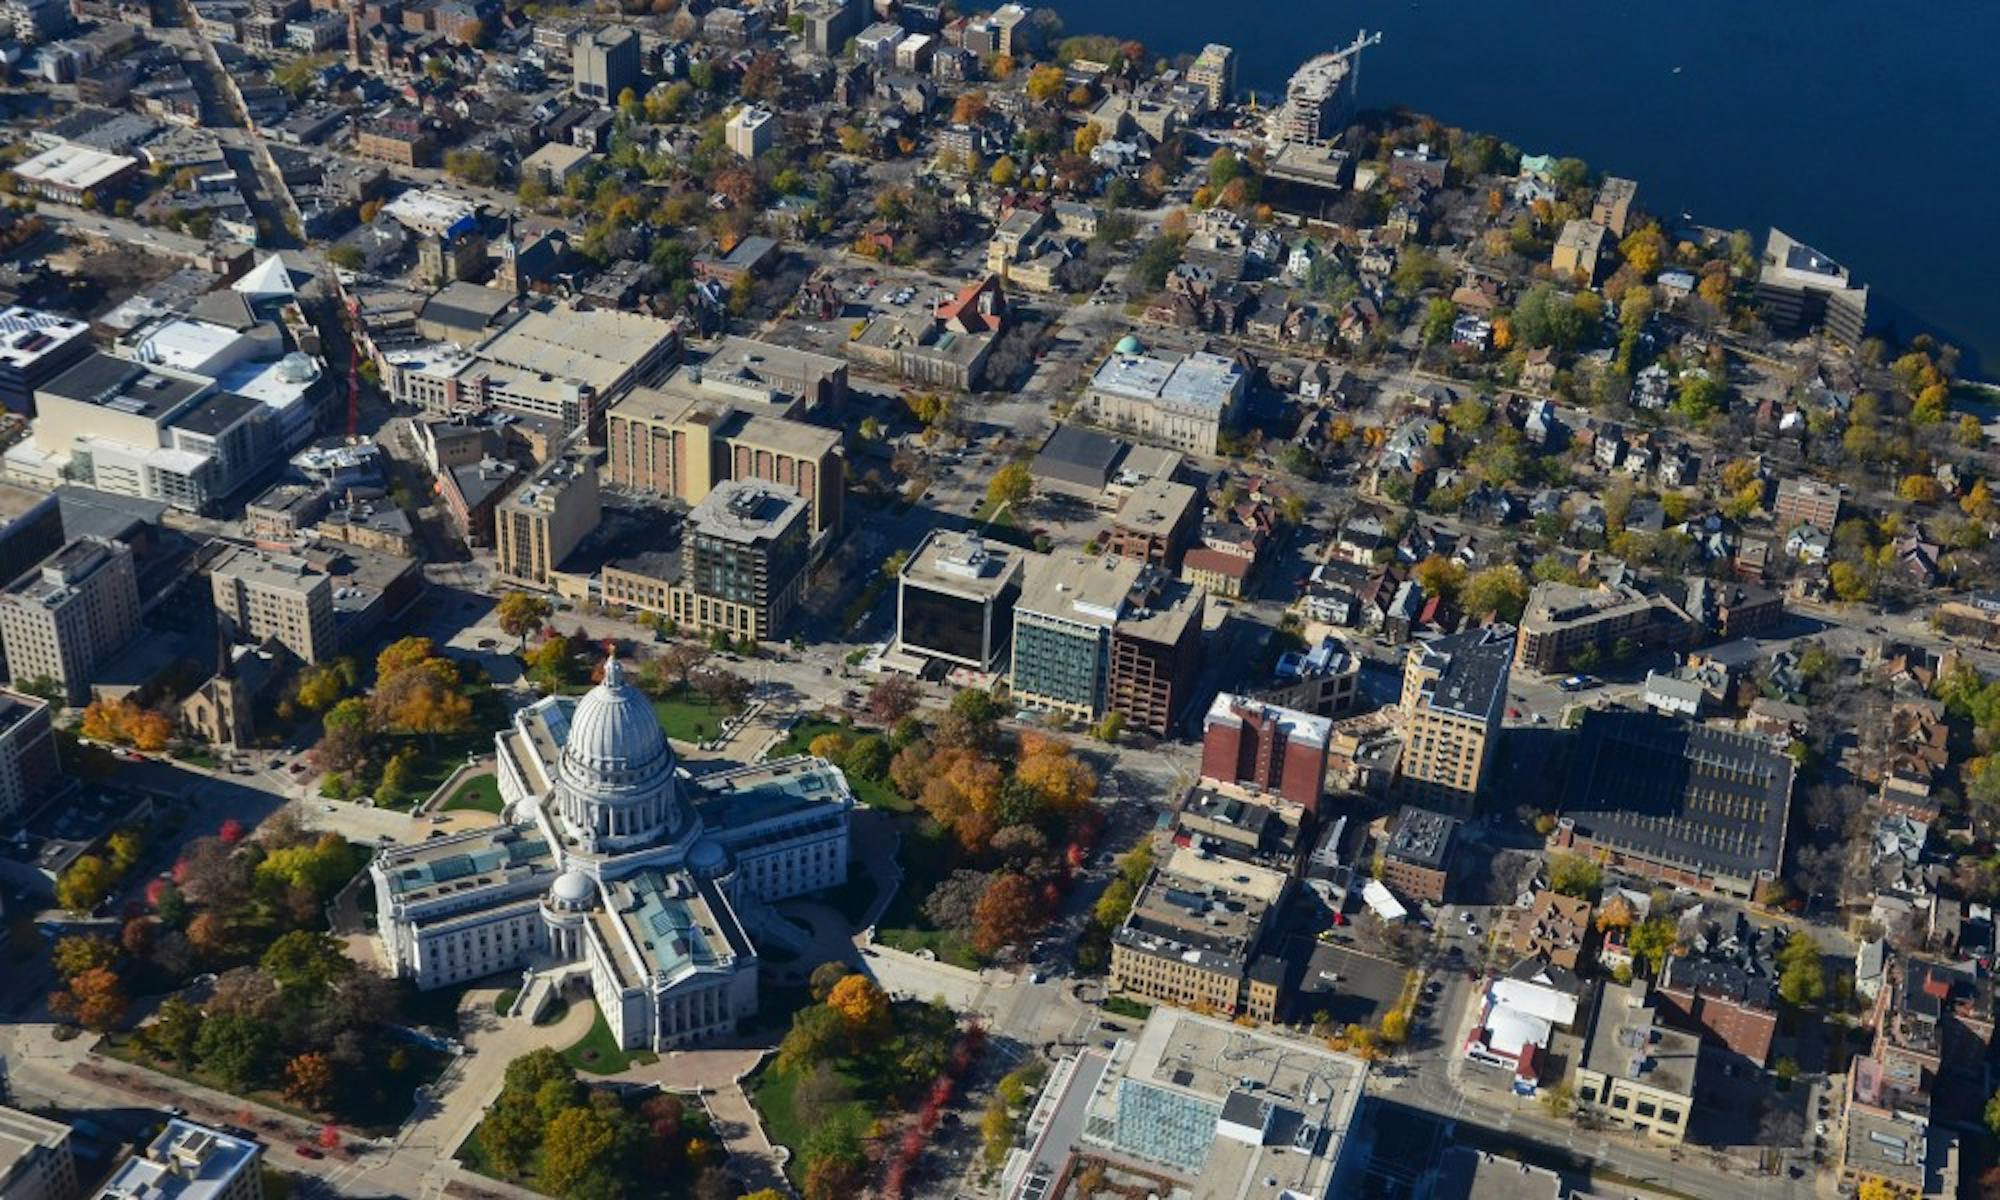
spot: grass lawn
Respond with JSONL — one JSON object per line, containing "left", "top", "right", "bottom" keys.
{"left": 172, "top": 747, "right": 220, "bottom": 769}
{"left": 1103, "top": 996, "right": 1153, "bottom": 1021}
{"left": 651, "top": 687, "right": 738, "bottom": 745}
{"left": 561, "top": 1003, "right": 659, "bottom": 1075}
{"left": 750, "top": 1060, "right": 870, "bottom": 1186}
{"left": 872, "top": 821, "right": 983, "bottom": 970}
{"left": 774, "top": 719, "right": 909, "bottom": 812}
{"left": 493, "top": 987, "right": 519, "bottom": 1017}
{"left": 442, "top": 774, "right": 503, "bottom": 814}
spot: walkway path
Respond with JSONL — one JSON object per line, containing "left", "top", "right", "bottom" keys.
{"left": 605, "top": 1048, "right": 789, "bottom": 1196}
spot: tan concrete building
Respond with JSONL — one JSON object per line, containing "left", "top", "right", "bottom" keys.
{"left": 1110, "top": 844, "right": 1289, "bottom": 1022}
{"left": 1515, "top": 582, "right": 1696, "bottom": 675}
{"left": 0, "top": 536, "right": 140, "bottom": 705}
{"left": 1395, "top": 628, "right": 1510, "bottom": 815}
{"left": 0, "top": 1104, "right": 76, "bottom": 1200}
{"left": 1591, "top": 176, "right": 1638, "bottom": 236}
{"left": 496, "top": 452, "right": 601, "bottom": 587}
{"left": 207, "top": 544, "right": 337, "bottom": 665}
{"left": 602, "top": 374, "right": 843, "bottom": 540}
{"left": 1575, "top": 981, "right": 1698, "bottom": 1143}
{"left": 1553, "top": 219, "right": 1607, "bottom": 283}
{"left": 0, "top": 689, "right": 59, "bottom": 823}
{"left": 1187, "top": 43, "right": 1235, "bottom": 107}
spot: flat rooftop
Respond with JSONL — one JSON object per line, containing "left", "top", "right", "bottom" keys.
{"left": 4, "top": 536, "right": 125, "bottom": 606}
{"left": 0, "top": 306, "right": 89, "bottom": 370}
{"left": 377, "top": 824, "right": 554, "bottom": 904}
{"left": 1386, "top": 806, "right": 1458, "bottom": 869}
{"left": 690, "top": 754, "right": 853, "bottom": 832}
{"left": 1411, "top": 627, "right": 1511, "bottom": 721}
{"left": 476, "top": 305, "right": 676, "bottom": 392}
{"left": 99, "top": 1119, "right": 261, "bottom": 1200}
{"left": 1561, "top": 710, "right": 1794, "bottom": 881}
{"left": 686, "top": 478, "right": 806, "bottom": 545}
{"left": 1115, "top": 477, "right": 1197, "bottom": 537}
{"left": 41, "top": 351, "right": 206, "bottom": 419}
{"left": 1067, "top": 1008, "right": 1366, "bottom": 1199}
{"left": 1017, "top": 552, "right": 1144, "bottom": 628}
{"left": 901, "top": 528, "right": 1025, "bottom": 600}
{"left": 206, "top": 543, "right": 326, "bottom": 594}
{"left": 1581, "top": 981, "right": 1699, "bottom": 1097}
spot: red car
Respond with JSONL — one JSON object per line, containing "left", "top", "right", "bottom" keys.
{"left": 294, "top": 1145, "right": 324, "bottom": 1160}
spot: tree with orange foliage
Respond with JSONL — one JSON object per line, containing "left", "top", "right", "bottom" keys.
{"left": 51, "top": 966, "right": 126, "bottom": 1031}
{"left": 1014, "top": 734, "right": 1097, "bottom": 816}
{"left": 825, "top": 974, "right": 891, "bottom": 1048}
{"left": 187, "top": 912, "right": 230, "bottom": 959}
{"left": 972, "top": 872, "right": 1043, "bottom": 955}
{"left": 919, "top": 749, "right": 1006, "bottom": 852}
{"left": 285, "top": 1051, "right": 336, "bottom": 1109}
{"left": 952, "top": 90, "right": 989, "bottom": 124}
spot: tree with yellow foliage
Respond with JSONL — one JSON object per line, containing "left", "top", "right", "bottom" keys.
{"left": 826, "top": 973, "right": 891, "bottom": 1048}
{"left": 1072, "top": 123, "right": 1102, "bottom": 156}
{"left": 1962, "top": 478, "right": 1993, "bottom": 519}
{"left": 1618, "top": 224, "right": 1666, "bottom": 278}
{"left": 990, "top": 53, "right": 1015, "bottom": 79}
{"left": 1898, "top": 474, "right": 1944, "bottom": 505}
{"left": 1025, "top": 64, "right": 1065, "bottom": 104}
{"left": 1014, "top": 733, "right": 1097, "bottom": 815}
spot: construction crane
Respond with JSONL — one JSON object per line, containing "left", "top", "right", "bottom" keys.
{"left": 1330, "top": 28, "right": 1383, "bottom": 100}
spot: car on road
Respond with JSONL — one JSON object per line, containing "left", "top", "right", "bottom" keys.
{"left": 294, "top": 1144, "right": 324, "bottom": 1159}
{"left": 1558, "top": 675, "right": 1595, "bottom": 692}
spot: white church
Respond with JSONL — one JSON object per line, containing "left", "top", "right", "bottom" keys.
{"left": 371, "top": 654, "right": 853, "bottom": 1051}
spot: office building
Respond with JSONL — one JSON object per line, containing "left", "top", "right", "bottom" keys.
{"left": 1085, "top": 342, "right": 1246, "bottom": 456}
{"left": 1591, "top": 176, "right": 1638, "bottom": 236}
{"left": 1000, "top": 1008, "right": 1367, "bottom": 1200}
{"left": 95, "top": 1117, "right": 263, "bottom": 1200}
{"left": 380, "top": 655, "right": 851, "bottom": 1050}
{"left": 10, "top": 143, "right": 137, "bottom": 206}
{"left": 1756, "top": 228, "right": 1869, "bottom": 347}
{"left": 1381, "top": 806, "right": 1458, "bottom": 904}
{"left": 496, "top": 452, "right": 601, "bottom": 587}
{"left": 1108, "top": 575, "right": 1204, "bottom": 738}
{"left": 0, "top": 536, "right": 140, "bottom": 705}
{"left": 894, "top": 530, "right": 1024, "bottom": 673}
{"left": 573, "top": 26, "right": 639, "bottom": 105}
{"left": 1174, "top": 783, "right": 1307, "bottom": 873}
{"left": 1574, "top": 981, "right": 1699, "bottom": 1143}
{"left": 990, "top": 2, "right": 1035, "bottom": 55}
{"left": 670, "top": 480, "right": 809, "bottom": 642}
{"left": 725, "top": 104, "right": 775, "bottom": 160}
{"left": 10, "top": 352, "right": 227, "bottom": 512}
{"left": 205, "top": 543, "right": 336, "bottom": 665}
{"left": 1514, "top": 581, "right": 1697, "bottom": 675}
{"left": 1011, "top": 553, "right": 1203, "bottom": 736}
{"left": 1199, "top": 692, "right": 1332, "bottom": 812}
{"left": 0, "top": 689, "right": 61, "bottom": 823}
{"left": 1105, "top": 477, "right": 1198, "bottom": 569}
{"left": 1552, "top": 710, "right": 1794, "bottom": 901}
{"left": 1187, "top": 43, "right": 1235, "bottom": 107}
{"left": 1395, "top": 627, "right": 1510, "bottom": 814}
{"left": 0, "top": 307, "right": 92, "bottom": 415}
{"left": 1110, "top": 844, "right": 1290, "bottom": 1021}
{"left": 701, "top": 337, "right": 847, "bottom": 414}
{"left": 384, "top": 305, "right": 679, "bottom": 436}
{"left": 0, "top": 483, "right": 64, "bottom": 591}
{"left": 0, "top": 1104, "right": 76, "bottom": 1200}
{"left": 602, "top": 371, "right": 844, "bottom": 540}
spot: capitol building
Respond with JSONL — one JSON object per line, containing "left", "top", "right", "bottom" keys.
{"left": 370, "top": 654, "right": 853, "bottom": 1051}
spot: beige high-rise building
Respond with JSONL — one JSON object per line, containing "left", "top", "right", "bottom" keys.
{"left": 1188, "top": 43, "right": 1235, "bottom": 107}
{"left": 602, "top": 374, "right": 844, "bottom": 541}
{"left": 496, "top": 451, "right": 601, "bottom": 587}
{"left": 207, "top": 544, "right": 336, "bottom": 665}
{"left": 1396, "top": 627, "right": 1510, "bottom": 815}
{"left": 0, "top": 536, "right": 140, "bottom": 705}
{"left": 0, "top": 1104, "right": 77, "bottom": 1200}
{"left": 0, "top": 689, "right": 60, "bottom": 823}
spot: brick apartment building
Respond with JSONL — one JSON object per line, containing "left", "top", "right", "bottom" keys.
{"left": 1199, "top": 693, "right": 1333, "bottom": 813}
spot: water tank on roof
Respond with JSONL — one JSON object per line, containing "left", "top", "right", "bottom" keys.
{"left": 1115, "top": 334, "right": 1143, "bottom": 355}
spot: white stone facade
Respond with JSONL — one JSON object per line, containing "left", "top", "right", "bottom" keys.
{"left": 374, "top": 655, "right": 852, "bottom": 1051}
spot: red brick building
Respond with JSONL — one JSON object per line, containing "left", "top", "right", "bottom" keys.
{"left": 1200, "top": 693, "right": 1333, "bottom": 813}
{"left": 1656, "top": 955, "right": 1779, "bottom": 1067}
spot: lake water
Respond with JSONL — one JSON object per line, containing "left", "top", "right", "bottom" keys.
{"left": 1047, "top": 0, "right": 2000, "bottom": 377}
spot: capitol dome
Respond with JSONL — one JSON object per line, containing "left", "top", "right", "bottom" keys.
{"left": 562, "top": 656, "right": 669, "bottom": 781}
{"left": 552, "top": 654, "right": 685, "bottom": 852}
